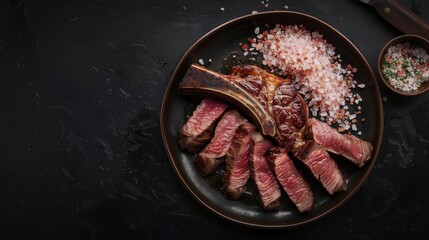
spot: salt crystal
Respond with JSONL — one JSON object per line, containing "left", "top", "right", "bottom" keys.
{"left": 220, "top": 7, "right": 225, "bottom": 11}
{"left": 351, "top": 124, "right": 357, "bottom": 131}
{"left": 255, "top": 27, "right": 260, "bottom": 35}
{"left": 357, "top": 84, "right": 365, "bottom": 88}
{"left": 198, "top": 59, "right": 204, "bottom": 65}
{"left": 252, "top": 11, "right": 258, "bottom": 14}
{"left": 358, "top": 131, "right": 362, "bottom": 135}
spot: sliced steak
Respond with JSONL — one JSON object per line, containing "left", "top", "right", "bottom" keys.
{"left": 296, "top": 141, "right": 346, "bottom": 195}
{"left": 249, "top": 132, "right": 281, "bottom": 211}
{"left": 222, "top": 122, "right": 256, "bottom": 200}
{"left": 308, "top": 118, "right": 373, "bottom": 167}
{"left": 179, "top": 98, "right": 228, "bottom": 153}
{"left": 194, "top": 109, "right": 246, "bottom": 176}
{"left": 182, "top": 64, "right": 307, "bottom": 152}
{"left": 180, "top": 64, "right": 276, "bottom": 137}
{"left": 266, "top": 147, "right": 315, "bottom": 212}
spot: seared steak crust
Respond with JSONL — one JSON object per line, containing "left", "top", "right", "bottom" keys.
{"left": 231, "top": 65, "right": 307, "bottom": 152}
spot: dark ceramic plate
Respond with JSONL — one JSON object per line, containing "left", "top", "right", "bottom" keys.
{"left": 160, "top": 11, "right": 384, "bottom": 228}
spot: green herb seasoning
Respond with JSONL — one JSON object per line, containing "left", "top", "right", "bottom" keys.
{"left": 381, "top": 42, "right": 429, "bottom": 91}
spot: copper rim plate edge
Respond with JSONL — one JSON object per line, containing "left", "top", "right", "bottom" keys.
{"left": 160, "top": 10, "right": 384, "bottom": 229}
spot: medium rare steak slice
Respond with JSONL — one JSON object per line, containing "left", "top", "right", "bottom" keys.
{"left": 222, "top": 122, "right": 256, "bottom": 200}
{"left": 308, "top": 118, "right": 373, "bottom": 167}
{"left": 296, "top": 141, "right": 346, "bottom": 195}
{"left": 179, "top": 98, "right": 228, "bottom": 153}
{"left": 250, "top": 132, "right": 281, "bottom": 211}
{"left": 266, "top": 147, "right": 315, "bottom": 212}
{"left": 195, "top": 110, "right": 246, "bottom": 176}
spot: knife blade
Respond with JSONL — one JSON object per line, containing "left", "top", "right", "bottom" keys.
{"left": 360, "top": 0, "right": 429, "bottom": 39}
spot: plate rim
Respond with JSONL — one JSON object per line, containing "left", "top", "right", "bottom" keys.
{"left": 160, "top": 10, "right": 384, "bottom": 228}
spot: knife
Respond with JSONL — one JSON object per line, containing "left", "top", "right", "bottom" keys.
{"left": 360, "top": 0, "right": 429, "bottom": 39}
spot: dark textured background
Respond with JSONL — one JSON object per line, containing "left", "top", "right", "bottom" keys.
{"left": 0, "top": 0, "right": 428, "bottom": 239}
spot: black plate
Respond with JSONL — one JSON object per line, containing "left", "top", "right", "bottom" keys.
{"left": 160, "top": 11, "right": 384, "bottom": 228}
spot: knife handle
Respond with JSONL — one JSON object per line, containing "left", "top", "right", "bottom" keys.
{"left": 371, "top": 0, "right": 429, "bottom": 39}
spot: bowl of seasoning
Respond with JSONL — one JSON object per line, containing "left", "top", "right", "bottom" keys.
{"left": 377, "top": 34, "right": 429, "bottom": 96}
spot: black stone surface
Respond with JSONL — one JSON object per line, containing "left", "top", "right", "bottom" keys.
{"left": 0, "top": 0, "right": 428, "bottom": 239}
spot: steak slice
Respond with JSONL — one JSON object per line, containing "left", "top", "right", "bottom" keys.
{"left": 179, "top": 98, "right": 228, "bottom": 153}
{"left": 296, "top": 141, "right": 346, "bottom": 195}
{"left": 250, "top": 132, "right": 281, "bottom": 211}
{"left": 308, "top": 118, "right": 373, "bottom": 167}
{"left": 266, "top": 147, "right": 315, "bottom": 212}
{"left": 222, "top": 122, "right": 256, "bottom": 200}
{"left": 194, "top": 109, "right": 246, "bottom": 176}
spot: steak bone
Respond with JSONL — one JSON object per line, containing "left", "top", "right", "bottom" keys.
{"left": 180, "top": 64, "right": 277, "bottom": 137}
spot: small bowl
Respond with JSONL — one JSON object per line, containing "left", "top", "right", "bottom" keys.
{"left": 377, "top": 34, "right": 429, "bottom": 96}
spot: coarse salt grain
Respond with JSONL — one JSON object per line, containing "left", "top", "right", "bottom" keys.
{"left": 198, "top": 59, "right": 204, "bottom": 65}
{"left": 255, "top": 27, "right": 260, "bottom": 35}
